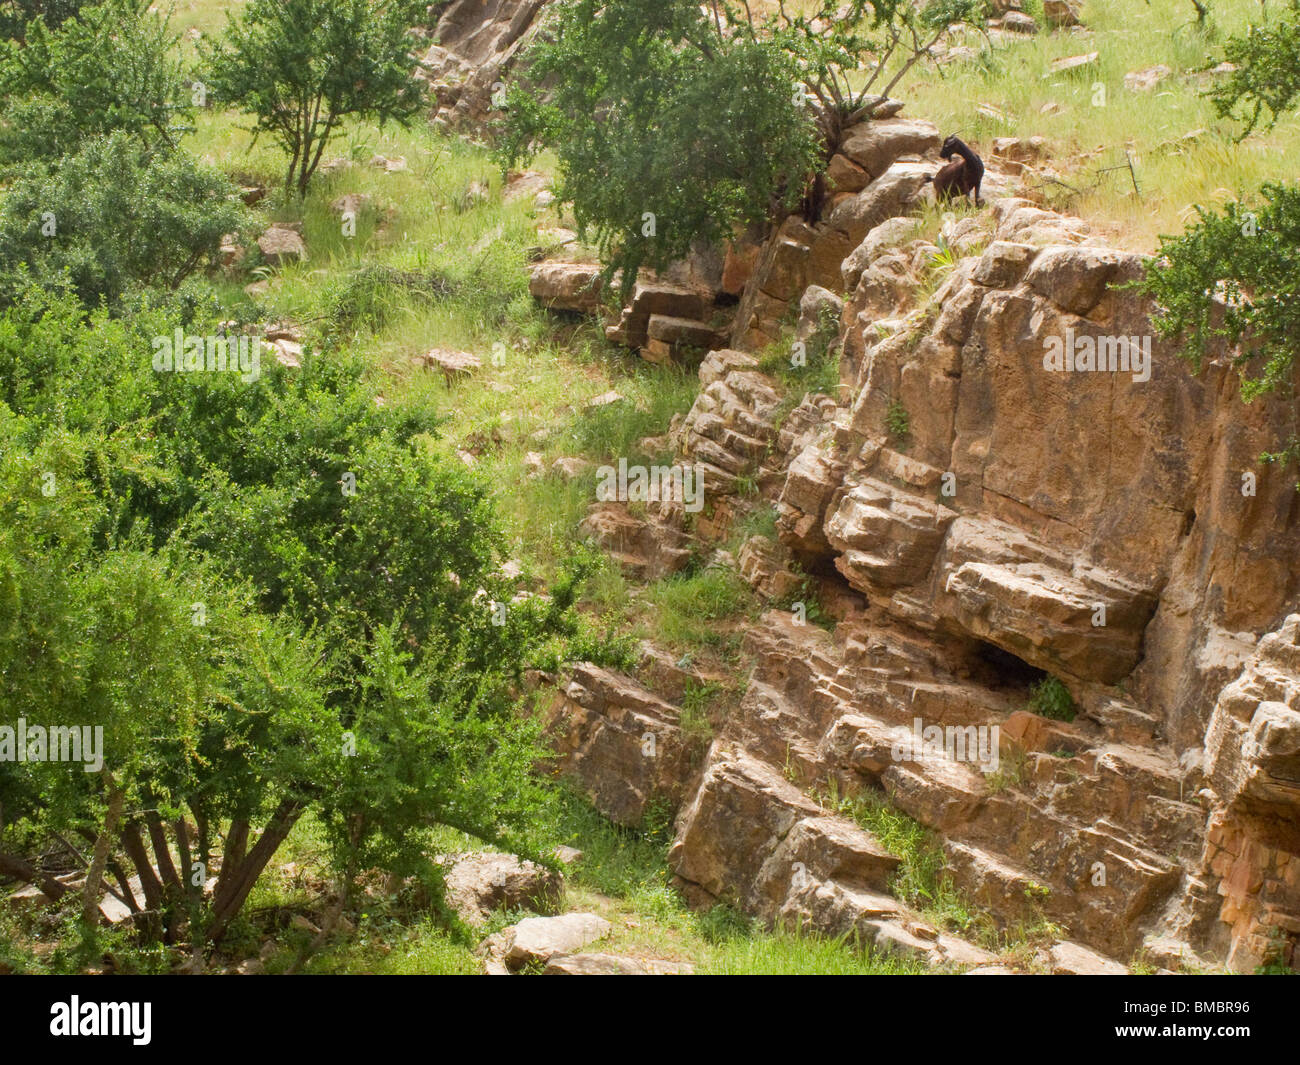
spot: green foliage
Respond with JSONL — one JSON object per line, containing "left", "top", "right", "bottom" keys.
{"left": 1027, "top": 675, "right": 1076, "bottom": 722}
{"left": 0, "top": 0, "right": 84, "bottom": 41}
{"left": 644, "top": 566, "right": 755, "bottom": 650}
{"left": 1207, "top": 0, "right": 1300, "bottom": 139}
{"left": 886, "top": 399, "right": 910, "bottom": 442}
{"left": 500, "top": 0, "right": 821, "bottom": 297}
{"left": 700, "top": 923, "right": 928, "bottom": 975}
{"left": 719, "top": 0, "right": 986, "bottom": 144}
{"left": 0, "top": 131, "right": 247, "bottom": 306}
{"left": 0, "top": 0, "right": 189, "bottom": 163}
{"left": 203, "top": 0, "right": 425, "bottom": 195}
{"left": 0, "top": 282, "right": 598, "bottom": 948}
{"left": 820, "top": 784, "right": 978, "bottom": 935}
{"left": 1140, "top": 183, "right": 1300, "bottom": 479}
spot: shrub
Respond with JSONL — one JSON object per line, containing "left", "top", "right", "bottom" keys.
{"left": 1028, "top": 676, "right": 1076, "bottom": 722}
{"left": 0, "top": 132, "right": 248, "bottom": 307}
{"left": 0, "top": 0, "right": 189, "bottom": 163}
{"left": 1139, "top": 181, "right": 1300, "bottom": 482}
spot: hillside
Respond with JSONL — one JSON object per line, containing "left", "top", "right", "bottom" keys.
{"left": 1, "top": 0, "right": 1297, "bottom": 991}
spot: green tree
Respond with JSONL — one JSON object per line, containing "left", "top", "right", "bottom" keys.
{"left": 0, "top": 0, "right": 189, "bottom": 163}
{"left": 0, "top": 286, "right": 597, "bottom": 955}
{"left": 501, "top": 0, "right": 983, "bottom": 296}
{"left": 1139, "top": 182, "right": 1300, "bottom": 482}
{"left": 202, "top": 0, "right": 425, "bottom": 196}
{"left": 1207, "top": 0, "right": 1300, "bottom": 139}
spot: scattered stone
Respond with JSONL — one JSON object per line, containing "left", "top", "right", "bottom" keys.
{"left": 542, "top": 953, "right": 694, "bottom": 975}
{"left": 1125, "top": 64, "right": 1172, "bottom": 92}
{"left": 1001, "top": 11, "right": 1039, "bottom": 33}
{"left": 977, "top": 103, "right": 1013, "bottom": 124}
{"left": 289, "top": 914, "right": 321, "bottom": 935}
{"left": 424, "top": 348, "right": 482, "bottom": 386}
{"left": 1049, "top": 52, "right": 1100, "bottom": 76}
{"left": 1042, "top": 0, "right": 1081, "bottom": 26}
{"left": 1049, "top": 941, "right": 1129, "bottom": 975}
{"left": 503, "top": 169, "right": 550, "bottom": 202}
{"left": 268, "top": 338, "right": 302, "bottom": 368}
{"left": 584, "top": 390, "right": 623, "bottom": 410}
{"left": 551, "top": 456, "right": 594, "bottom": 478}
{"left": 457, "top": 179, "right": 490, "bottom": 212}
{"left": 529, "top": 261, "right": 603, "bottom": 314}
{"left": 552, "top": 846, "right": 584, "bottom": 865}
{"left": 369, "top": 154, "right": 408, "bottom": 172}
{"left": 257, "top": 226, "right": 307, "bottom": 267}
{"left": 331, "top": 192, "right": 370, "bottom": 216}
{"left": 524, "top": 451, "right": 545, "bottom": 476}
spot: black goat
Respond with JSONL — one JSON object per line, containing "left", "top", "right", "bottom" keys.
{"left": 922, "top": 135, "right": 985, "bottom": 206}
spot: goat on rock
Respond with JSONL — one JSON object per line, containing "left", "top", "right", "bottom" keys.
{"left": 922, "top": 134, "right": 985, "bottom": 205}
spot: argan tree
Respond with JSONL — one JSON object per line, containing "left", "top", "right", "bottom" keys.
{"left": 202, "top": 0, "right": 426, "bottom": 197}
{"left": 500, "top": 0, "right": 983, "bottom": 295}
{"left": 1207, "top": 0, "right": 1300, "bottom": 139}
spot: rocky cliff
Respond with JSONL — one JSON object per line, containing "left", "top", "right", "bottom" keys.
{"left": 537, "top": 113, "right": 1300, "bottom": 973}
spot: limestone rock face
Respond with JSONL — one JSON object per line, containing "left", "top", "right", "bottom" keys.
{"left": 542, "top": 664, "right": 691, "bottom": 826}
{"left": 537, "top": 113, "right": 1300, "bottom": 972}
{"left": 1192, "top": 616, "right": 1300, "bottom": 970}
{"left": 418, "top": 0, "right": 550, "bottom": 132}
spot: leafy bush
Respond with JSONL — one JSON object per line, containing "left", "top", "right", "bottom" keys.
{"left": 0, "top": 0, "right": 189, "bottom": 163}
{"left": 1027, "top": 676, "right": 1076, "bottom": 722}
{"left": 1140, "top": 181, "right": 1300, "bottom": 481}
{"left": 0, "top": 285, "right": 597, "bottom": 950}
{"left": 501, "top": 0, "right": 821, "bottom": 297}
{"left": 1207, "top": 0, "right": 1300, "bottom": 139}
{"left": 0, "top": 131, "right": 247, "bottom": 306}
{"left": 0, "top": 0, "right": 84, "bottom": 41}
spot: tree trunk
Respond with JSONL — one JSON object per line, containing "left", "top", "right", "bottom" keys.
{"left": 81, "top": 775, "right": 125, "bottom": 926}
{"left": 207, "top": 799, "right": 303, "bottom": 947}
{"left": 0, "top": 852, "right": 70, "bottom": 902}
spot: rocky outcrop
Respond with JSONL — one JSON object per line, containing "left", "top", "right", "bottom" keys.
{"left": 536, "top": 114, "right": 1300, "bottom": 971}
{"left": 438, "top": 851, "right": 561, "bottom": 927}
{"left": 1188, "top": 616, "right": 1300, "bottom": 970}
{"left": 542, "top": 663, "right": 691, "bottom": 826}
{"left": 418, "top": 0, "right": 551, "bottom": 133}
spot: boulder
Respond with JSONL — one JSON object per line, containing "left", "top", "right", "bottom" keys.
{"left": 257, "top": 226, "right": 307, "bottom": 266}
{"left": 438, "top": 851, "right": 562, "bottom": 927}
{"left": 424, "top": 348, "right": 482, "bottom": 385}
{"left": 542, "top": 953, "right": 693, "bottom": 975}
{"left": 529, "top": 262, "right": 604, "bottom": 314}
{"left": 503, "top": 913, "right": 611, "bottom": 968}
{"left": 839, "top": 119, "right": 941, "bottom": 179}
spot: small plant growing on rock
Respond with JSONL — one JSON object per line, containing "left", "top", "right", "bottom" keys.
{"left": 885, "top": 399, "right": 910, "bottom": 444}
{"left": 1027, "top": 675, "right": 1076, "bottom": 722}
